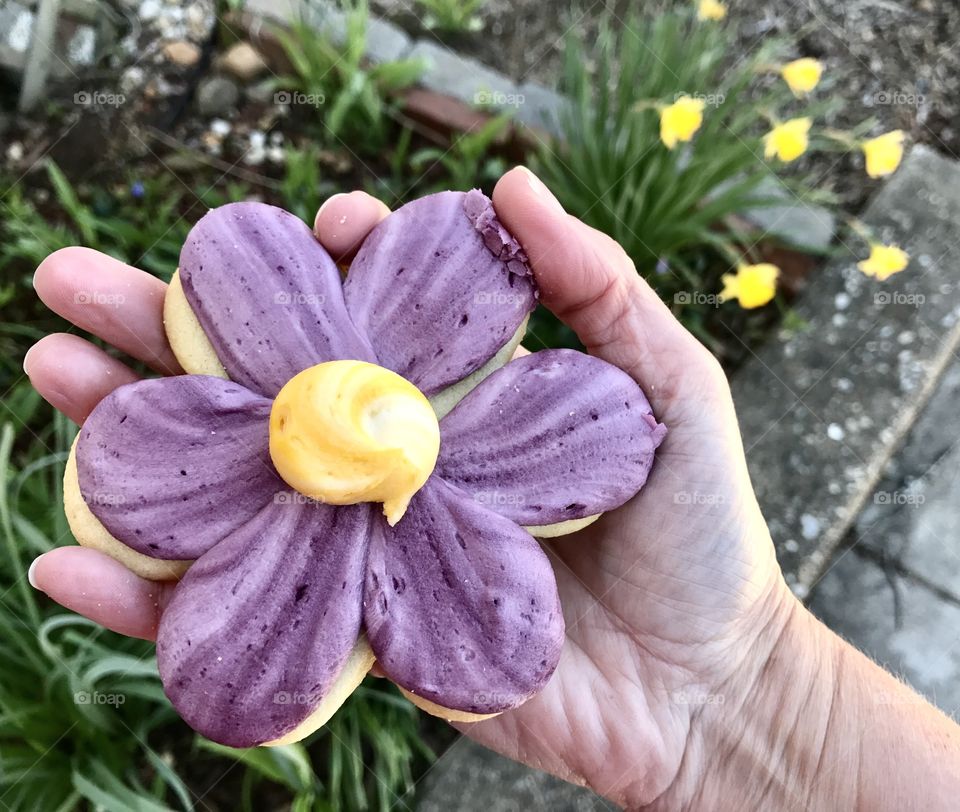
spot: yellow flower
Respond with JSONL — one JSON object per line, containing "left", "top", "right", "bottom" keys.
{"left": 660, "top": 97, "right": 706, "bottom": 149}
{"left": 857, "top": 244, "right": 909, "bottom": 281}
{"left": 697, "top": 0, "right": 727, "bottom": 21}
{"left": 781, "top": 58, "right": 823, "bottom": 97}
{"left": 763, "top": 117, "right": 812, "bottom": 163}
{"left": 719, "top": 263, "right": 780, "bottom": 309}
{"left": 862, "top": 130, "right": 905, "bottom": 178}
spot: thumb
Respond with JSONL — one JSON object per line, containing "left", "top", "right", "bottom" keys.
{"left": 491, "top": 166, "right": 723, "bottom": 412}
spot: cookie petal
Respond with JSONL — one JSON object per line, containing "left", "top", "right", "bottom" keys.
{"left": 76, "top": 375, "right": 282, "bottom": 560}
{"left": 343, "top": 190, "right": 537, "bottom": 396}
{"left": 436, "top": 349, "right": 666, "bottom": 525}
{"left": 179, "top": 202, "right": 376, "bottom": 397}
{"left": 157, "top": 501, "right": 371, "bottom": 747}
{"left": 364, "top": 477, "right": 563, "bottom": 714}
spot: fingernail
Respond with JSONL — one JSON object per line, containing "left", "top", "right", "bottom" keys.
{"left": 27, "top": 555, "right": 42, "bottom": 590}
{"left": 22, "top": 344, "right": 36, "bottom": 376}
{"left": 316, "top": 192, "right": 347, "bottom": 219}
{"left": 517, "top": 166, "right": 563, "bottom": 212}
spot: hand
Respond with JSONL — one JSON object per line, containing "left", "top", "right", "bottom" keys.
{"left": 22, "top": 169, "right": 843, "bottom": 807}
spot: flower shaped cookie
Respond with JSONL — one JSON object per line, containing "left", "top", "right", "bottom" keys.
{"left": 64, "top": 191, "right": 666, "bottom": 747}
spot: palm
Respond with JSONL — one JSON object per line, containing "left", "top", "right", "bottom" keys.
{"left": 465, "top": 352, "right": 781, "bottom": 804}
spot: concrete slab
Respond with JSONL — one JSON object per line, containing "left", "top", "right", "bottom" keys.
{"left": 416, "top": 738, "right": 611, "bottom": 812}
{"left": 407, "top": 40, "right": 518, "bottom": 108}
{"left": 841, "top": 359, "right": 960, "bottom": 601}
{"left": 743, "top": 174, "right": 836, "bottom": 253}
{"left": 730, "top": 146, "right": 960, "bottom": 597}
{"left": 809, "top": 547, "right": 960, "bottom": 715}
{"left": 514, "top": 81, "right": 570, "bottom": 136}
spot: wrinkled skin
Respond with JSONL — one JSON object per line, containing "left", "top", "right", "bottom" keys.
{"left": 26, "top": 171, "right": 786, "bottom": 808}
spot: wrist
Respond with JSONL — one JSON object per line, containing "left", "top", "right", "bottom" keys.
{"left": 651, "top": 579, "right": 858, "bottom": 811}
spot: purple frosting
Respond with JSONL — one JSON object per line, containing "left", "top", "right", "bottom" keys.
{"left": 71, "top": 192, "right": 669, "bottom": 745}
{"left": 76, "top": 375, "right": 282, "bottom": 559}
{"left": 437, "top": 350, "right": 667, "bottom": 525}
{"left": 364, "top": 477, "right": 564, "bottom": 714}
{"left": 157, "top": 501, "right": 371, "bottom": 747}
{"left": 343, "top": 190, "right": 537, "bottom": 396}
{"left": 179, "top": 202, "right": 376, "bottom": 398}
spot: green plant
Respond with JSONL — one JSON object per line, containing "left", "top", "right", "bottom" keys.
{"left": 281, "top": 143, "right": 337, "bottom": 224}
{"left": 275, "top": 0, "right": 423, "bottom": 151}
{"left": 0, "top": 166, "right": 438, "bottom": 809}
{"left": 535, "top": 9, "right": 831, "bottom": 335}
{"left": 410, "top": 114, "right": 510, "bottom": 192}
{"left": 413, "top": 0, "right": 485, "bottom": 32}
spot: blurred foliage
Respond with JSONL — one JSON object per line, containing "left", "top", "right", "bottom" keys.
{"left": 412, "top": 0, "right": 486, "bottom": 32}
{"left": 534, "top": 8, "right": 832, "bottom": 343}
{"left": 274, "top": 0, "right": 423, "bottom": 152}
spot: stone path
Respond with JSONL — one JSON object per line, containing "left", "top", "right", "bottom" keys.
{"left": 809, "top": 357, "right": 960, "bottom": 715}
{"left": 731, "top": 145, "right": 960, "bottom": 598}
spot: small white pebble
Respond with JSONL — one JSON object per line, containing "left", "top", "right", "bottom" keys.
{"left": 800, "top": 514, "right": 820, "bottom": 540}
{"left": 827, "top": 423, "right": 845, "bottom": 441}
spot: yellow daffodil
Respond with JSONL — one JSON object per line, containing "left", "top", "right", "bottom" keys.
{"left": 719, "top": 263, "right": 780, "bottom": 309}
{"left": 660, "top": 97, "right": 706, "bottom": 149}
{"left": 862, "top": 130, "right": 905, "bottom": 178}
{"left": 763, "top": 117, "right": 812, "bottom": 163}
{"left": 857, "top": 244, "right": 909, "bottom": 280}
{"left": 697, "top": 0, "right": 727, "bottom": 21}
{"left": 781, "top": 58, "right": 823, "bottom": 97}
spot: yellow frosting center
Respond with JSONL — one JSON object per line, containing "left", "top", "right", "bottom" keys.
{"left": 269, "top": 361, "right": 440, "bottom": 525}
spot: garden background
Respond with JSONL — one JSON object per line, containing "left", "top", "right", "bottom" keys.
{"left": 1, "top": 0, "right": 959, "bottom": 809}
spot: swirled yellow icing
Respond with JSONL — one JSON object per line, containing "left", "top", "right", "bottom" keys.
{"left": 269, "top": 361, "right": 440, "bottom": 525}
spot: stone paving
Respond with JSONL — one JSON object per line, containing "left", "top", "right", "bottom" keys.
{"left": 731, "top": 145, "right": 960, "bottom": 597}
{"left": 809, "top": 356, "right": 960, "bottom": 715}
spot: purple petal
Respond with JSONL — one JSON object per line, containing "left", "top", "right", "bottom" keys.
{"left": 76, "top": 376, "right": 282, "bottom": 560}
{"left": 364, "top": 477, "right": 563, "bottom": 713}
{"left": 437, "top": 350, "right": 666, "bottom": 525}
{"left": 157, "top": 501, "right": 371, "bottom": 747}
{"left": 179, "top": 202, "right": 376, "bottom": 397}
{"left": 343, "top": 190, "right": 537, "bottom": 396}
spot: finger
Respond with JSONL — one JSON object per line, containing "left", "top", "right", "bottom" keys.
{"left": 314, "top": 191, "right": 390, "bottom": 264}
{"left": 34, "top": 247, "right": 183, "bottom": 376}
{"left": 24, "top": 333, "right": 140, "bottom": 424}
{"left": 29, "top": 547, "right": 175, "bottom": 641}
{"left": 492, "top": 167, "right": 722, "bottom": 405}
